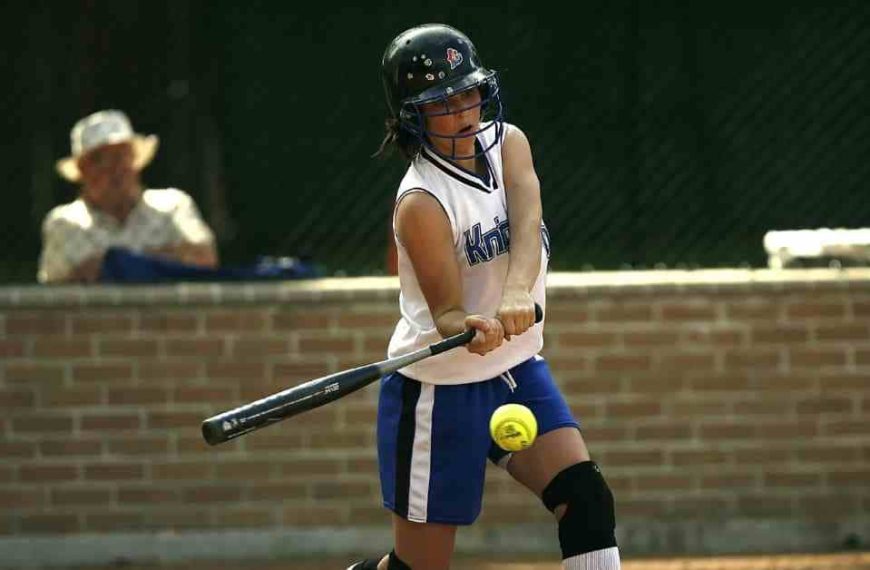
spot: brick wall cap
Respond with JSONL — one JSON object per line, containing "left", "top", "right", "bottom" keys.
{"left": 1, "top": 269, "right": 869, "bottom": 308}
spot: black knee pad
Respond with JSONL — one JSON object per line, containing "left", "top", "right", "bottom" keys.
{"left": 541, "top": 461, "right": 617, "bottom": 558}
{"left": 388, "top": 550, "right": 412, "bottom": 570}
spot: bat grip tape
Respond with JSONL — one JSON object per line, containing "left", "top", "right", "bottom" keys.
{"left": 429, "top": 302, "right": 542, "bottom": 356}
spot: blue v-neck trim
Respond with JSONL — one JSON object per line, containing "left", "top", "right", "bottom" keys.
{"left": 420, "top": 138, "right": 498, "bottom": 194}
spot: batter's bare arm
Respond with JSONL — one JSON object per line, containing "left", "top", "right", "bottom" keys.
{"left": 499, "top": 126, "right": 543, "bottom": 337}
{"left": 394, "top": 191, "right": 504, "bottom": 355}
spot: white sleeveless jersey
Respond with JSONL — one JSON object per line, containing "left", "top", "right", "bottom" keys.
{"left": 388, "top": 122, "right": 549, "bottom": 384}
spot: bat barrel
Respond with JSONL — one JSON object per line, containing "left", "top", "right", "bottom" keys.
{"left": 202, "top": 416, "right": 231, "bottom": 446}
{"left": 201, "top": 304, "right": 544, "bottom": 445}
{"left": 201, "top": 364, "right": 381, "bottom": 445}
{"left": 201, "top": 400, "right": 282, "bottom": 446}
{"left": 201, "top": 382, "right": 326, "bottom": 445}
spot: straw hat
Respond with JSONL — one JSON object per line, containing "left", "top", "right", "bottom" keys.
{"left": 56, "top": 110, "right": 159, "bottom": 182}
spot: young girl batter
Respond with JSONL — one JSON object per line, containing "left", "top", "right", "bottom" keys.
{"left": 350, "top": 23, "right": 621, "bottom": 570}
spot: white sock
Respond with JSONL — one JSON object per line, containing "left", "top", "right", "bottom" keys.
{"left": 562, "top": 546, "right": 621, "bottom": 570}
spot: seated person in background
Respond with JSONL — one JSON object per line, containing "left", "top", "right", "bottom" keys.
{"left": 38, "top": 109, "right": 218, "bottom": 283}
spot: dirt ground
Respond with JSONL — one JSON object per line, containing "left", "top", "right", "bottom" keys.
{"left": 75, "top": 551, "right": 870, "bottom": 570}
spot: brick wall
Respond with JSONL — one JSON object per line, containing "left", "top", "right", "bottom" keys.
{"left": 1, "top": 271, "right": 868, "bottom": 564}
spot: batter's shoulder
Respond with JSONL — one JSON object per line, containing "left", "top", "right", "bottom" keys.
{"left": 502, "top": 121, "right": 526, "bottom": 140}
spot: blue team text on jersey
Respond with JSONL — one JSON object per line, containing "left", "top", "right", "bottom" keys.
{"left": 464, "top": 218, "right": 551, "bottom": 266}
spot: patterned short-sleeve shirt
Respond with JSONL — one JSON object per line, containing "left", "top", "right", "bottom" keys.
{"left": 38, "top": 188, "right": 215, "bottom": 283}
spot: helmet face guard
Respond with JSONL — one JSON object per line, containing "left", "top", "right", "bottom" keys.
{"left": 400, "top": 74, "right": 504, "bottom": 161}
{"left": 382, "top": 24, "right": 505, "bottom": 161}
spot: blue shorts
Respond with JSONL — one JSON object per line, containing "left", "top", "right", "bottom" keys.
{"left": 377, "top": 355, "right": 579, "bottom": 525}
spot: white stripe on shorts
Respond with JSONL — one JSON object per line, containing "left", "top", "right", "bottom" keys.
{"left": 407, "top": 383, "right": 435, "bottom": 522}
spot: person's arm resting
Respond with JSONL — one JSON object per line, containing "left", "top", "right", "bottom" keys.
{"left": 158, "top": 191, "right": 219, "bottom": 267}
{"left": 38, "top": 216, "right": 103, "bottom": 284}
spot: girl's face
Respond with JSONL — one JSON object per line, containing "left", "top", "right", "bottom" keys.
{"left": 420, "top": 87, "right": 482, "bottom": 159}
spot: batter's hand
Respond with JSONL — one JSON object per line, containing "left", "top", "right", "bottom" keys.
{"left": 464, "top": 314, "right": 505, "bottom": 356}
{"left": 497, "top": 288, "right": 537, "bottom": 340}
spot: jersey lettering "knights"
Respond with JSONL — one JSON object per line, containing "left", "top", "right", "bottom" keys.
{"left": 389, "top": 121, "right": 548, "bottom": 384}
{"left": 464, "top": 218, "right": 551, "bottom": 266}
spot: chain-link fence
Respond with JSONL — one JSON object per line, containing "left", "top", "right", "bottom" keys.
{"left": 1, "top": 0, "right": 868, "bottom": 282}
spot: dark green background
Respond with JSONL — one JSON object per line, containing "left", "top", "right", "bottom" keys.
{"left": 2, "top": 0, "right": 868, "bottom": 282}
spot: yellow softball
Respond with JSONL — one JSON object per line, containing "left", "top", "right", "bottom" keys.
{"left": 489, "top": 403, "right": 538, "bottom": 452}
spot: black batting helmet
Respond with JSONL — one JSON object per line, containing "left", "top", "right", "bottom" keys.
{"left": 380, "top": 24, "right": 504, "bottom": 159}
